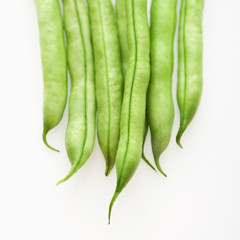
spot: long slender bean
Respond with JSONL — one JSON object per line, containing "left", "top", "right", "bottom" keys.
{"left": 176, "top": 0, "right": 204, "bottom": 147}
{"left": 57, "top": 0, "right": 96, "bottom": 184}
{"left": 147, "top": 0, "right": 177, "bottom": 175}
{"left": 109, "top": 0, "right": 150, "bottom": 223}
{"left": 116, "top": 0, "right": 154, "bottom": 171}
{"left": 35, "top": 0, "right": 67, "bottom": 152}
{"left": 87, "top": 0, "right": 123, "bottom": 176}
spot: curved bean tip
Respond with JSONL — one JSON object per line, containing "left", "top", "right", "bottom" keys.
{"left": 56, "top": 164, "right": 79, "bottom": 185}
{"left": 56, "top": 175, "right": 70, "bottom": 186}
{"left": 176, "top": 128, "right": 184, "bottom": 149}
{"left": 108, "top": 190, "right": 120, "bottom": 224}
{"left": 142, "top": 153, "right": 156, "bottom": 172}
{"left": 56, "top": 181, "right": 62, "bottom": 186}
{"left": 42, "top": 128, "right": 60, "bottom": 152}
{"left": 155, "top": 160, "right": 167, "bottom": 177}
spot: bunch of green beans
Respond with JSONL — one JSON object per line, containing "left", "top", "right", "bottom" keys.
{"left": 34, "top": 0, "right": 204, "bottom": 222}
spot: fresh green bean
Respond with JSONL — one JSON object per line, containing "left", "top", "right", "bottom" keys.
{"left": 35, "top": 0, "right": 67, "bottom": 152}
{"left": 57, "top": 0, "right": 96, "bottom": 184}
{"left": 147, "top": 0, "right": 177, "bottom": 175}
{"left": 116, "top": 0, "right": 154, "bottom": 171}
{"left": 87, "top": 0, "right": 123, "bottom": 176}
{"left": 109, "top": 0, "right": 150, "bottom": 223}
{"left": 176, "top": 0, "right": 204, "bottom": 147}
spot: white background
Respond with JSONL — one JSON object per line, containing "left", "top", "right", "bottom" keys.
{"left": 0, "top": 0, "right": 240, "bottom": 239}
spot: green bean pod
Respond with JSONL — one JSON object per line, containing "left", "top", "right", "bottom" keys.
{"left": 116, "top": 0, "right": 154, "bottom": 171}
{"left": 147, "top": 0, "right": 177, "bottom": 175}
{"left": 87, "top": 0, "right": 123, "bottom": 176}
{"left": 176, "top": 0, "right": 204, "bottom": 147}
{"left": 35, "top": 0, "right": 67, "bottom": 152}
{"left": 57, "top": 0, "right": 96, "bottom": 184}
{"left": 109, "top": 0, "right": 150, "bottom": 223}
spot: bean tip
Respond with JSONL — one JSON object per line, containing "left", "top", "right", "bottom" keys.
{"left": 56, "top": 164, "right": 80, "bottom": 186}
{"left": 105, "top": 162, "right": 114, "bottom": 176}
{"left": 176, "top": 128, "right": 184, "bottom": 149}
{"left": 105, "top": 168, "right": 111, "bottom": 176}
{"left": 56, "top": 180, "right": 63, "bottom": 186}
{"left": 155, "top": 160, "right": 167, "bottom": 177}
{"left": 42, "top": 128, "right": 60, "bottom": 152}
{"left": 142, "top": 153, "right": 156, "bottom": 172}
{"left": 108, "top": 191, "right": 120, "bottom": 225}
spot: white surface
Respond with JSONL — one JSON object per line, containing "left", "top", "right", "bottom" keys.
{"left": 0, "top": 0, "right": 240, "bottom": 239}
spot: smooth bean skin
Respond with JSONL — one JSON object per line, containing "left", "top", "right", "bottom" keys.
{"left": 176, "top": 0, "right": 204, "bottom": 147}
{"left": 57, "top": 0, "right": 96, "bottom": 184}
{"left": 116, "top": 0, "right": 129, "bottom": 77}
{"left": 109, "top": 0, "right": 150, "bottom": 223}
{"left": 116, "top": 0, "right": 154, "bottom": 171}
{"left": 147, "top": 0, "right": 177, "bottom": 175}
{"left": 35, "top": 0, "right": 67, "bottom": 152}
{"left": 87, "top": 0, "right": 123, "bottom": 176}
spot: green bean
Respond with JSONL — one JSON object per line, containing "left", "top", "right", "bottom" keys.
{"left": 35, "top": 0, "right": 67, "bottom": 152}
{"left": 147, "top": 0, "right": 177, "bottom": 175}
{"left": 116, "top": 0, "right": 154, "bottom": 171}
{"left": 109, "top": 0, "right": 150, "bottom": 223}
{"left": 176, "top": 0, "right": 204, "bottom": 147}
{"left": 87, "top": 0, "right": 123, "bottom": 176}
{"left": 57, "top": 0, "right": 96, "bottom": 184}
